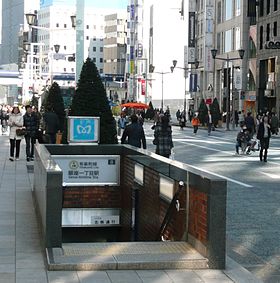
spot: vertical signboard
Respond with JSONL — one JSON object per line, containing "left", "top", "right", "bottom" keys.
{"left": 188, "top": 11, "right": 196, "bottom": 63}
{"left": 204, "top": 1, "right": 214, "bottom": 71}
{"left": 189, "top": 74, "right": 198, "bottom": 92}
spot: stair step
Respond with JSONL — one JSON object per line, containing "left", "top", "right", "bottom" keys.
{"left": 46, "top": 241, "right": 208, "bottom": 271}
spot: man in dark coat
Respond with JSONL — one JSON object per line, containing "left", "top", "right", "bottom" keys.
{"left": 23, "top": 105, "right": 38, "bottom": 161}
{"left": 43, "top": 107, "right": 59, "bottom": 144}
{"left": 121, "top": 114, "right": 146, "bottom": 149}
{"left": 257, "top": 116, "right": 271, "bottom": 162}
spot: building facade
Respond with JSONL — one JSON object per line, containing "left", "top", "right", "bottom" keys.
{"left": 256, "top": 0, "right": 280, "bottom": 117}
{"left": 0, "top": 0, "right": 40, "bottom": 66}
{"left": 126, "top": 0, "right": 187, "bottom": 113}
{"left": 103, "top": 12, "right": 127, "bottom": 103}
{"left": 211, "top": 0, "right": 249, "bottom": 118}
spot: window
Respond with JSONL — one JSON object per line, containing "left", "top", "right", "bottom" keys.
{"left": 235, "top": 27, "right": 241, "bottom": 50}
{"left": 100, "top": 58, "right": 103, "bottom": 63}
{"left": 100, "top": 47, "right": 103, "bottom": 52}
{"left": 267, "top": 0, "right": 270, "bottom": 14}
{"left": 64, "top": 24, "right": 67, "bottom": 28}
{"left": 86, "top": 25, "right": 89, "bottom": 29}
{"left": 260, "top": 25, "right": 264, "bottom": 49}
{"left": 225, "top": 0, "right": 233, "bottom": 20}
{"left": 64, "top": 68, "right": 66, "bottom": 72}
{"left": 273, "top": 21, "right": 277, "bottom": 37}
{"left": 217, "top": 32, "right": 221, "bottom": 54}
{"left": 93, "top": 58, "right": 96, "bottom": 63}
{"left": 64, "top": 45, "right": 67, "bottom": 50}
{"left": 224, "top": 29, "right": 232, "bottom": 52}
{"left": 274, "top": 0, "right": 278, "bottom": 11}
{"left": 235, "top": 0, "right": 241, "bottom": 16}
{"left": 93, "top": 47, "right": 96, "bottom": 52}
{"left": 56, "top": 23, "right": 59, "bottom": 27}
{"left": 100, "top": 68, "right": 103, "bottom": 73}
{"left": 86, "top": 36, "right": 89, "bottom": 40}
{"left": 249, "top": 37, "right": 257, "bottom": 58}
{"left": 259, "top": 0, "right": 264, "bottom": 16}
{"left": 217, "top": 1, "right": 222, "bottom": 23}
{"left": 93, "top": 37, "right": 96, "bottom": 41}
{"left": 266, "top": 23, "right": 270, "bottom": 41}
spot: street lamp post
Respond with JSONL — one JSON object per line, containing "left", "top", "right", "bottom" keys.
{"left": 151, "top": 70, "right": 171, "bottom": 111}
{"left": 170, "top": 60, "right": 199, "bottom": 115}
{"left": 211, "top": 49, "right": 245, "bottom": 131}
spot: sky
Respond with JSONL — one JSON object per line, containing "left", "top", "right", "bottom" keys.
{"left": 85, "top": 0, "right": 128, "bottom": 9}
{"left": 40, "top": 0, "right": 128, "bottom": 9}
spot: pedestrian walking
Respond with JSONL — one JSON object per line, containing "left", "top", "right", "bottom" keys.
{"left": 206, "top": 110, "right": 213, "bottom": 135}
{"left": 176, "top": 109, "right": 181, "bottom": 122}
{"left": 7, "top": 106, "right": 24, "bottom": 161}
{"left": 121, "top": 114, "right": 146, "bottom": 149}
{"left": 23, "top": 105, "right": 38, "bottom": 161}
{"left": 238, "top": 110, "right": 245, "bottom": 127}
{"left": 42, "top": 107, "right": 60, "bottom": 144}
{"left": 32, "top": 106, "right": 42, "bottom": 141}
{"left": 179, "top": 111, "right": 186, "bottom": 130}
{"left": 257, "top": 116, "right": 271, "bottom": 162}
{"left": 270, "top": 113, "right": 279, "bottom": 135}
{"left": 153, "top": 115, "right": 174, "bottom": 158}
{"left": 234, "top": 110, "right": 239, "bottom": 127}
{"left": 244, "top": 112, "right": 255, "bottom": 138}
{"left": 188, "top": 109, "right": 194, "bottom": 123}
{"left": 117, "top": 112, "right": 128, "bottom": 137}
{"left": 191, "top": 114, "right": 200, "bottom": 135}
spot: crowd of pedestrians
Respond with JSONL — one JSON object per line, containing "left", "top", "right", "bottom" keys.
{"left": 0, "top": 104, "right": 60, "bottom": 162}
{"left": 118, "top": 106, "right": 279, "bottom": 163}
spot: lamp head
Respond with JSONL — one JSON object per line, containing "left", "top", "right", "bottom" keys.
{"left": 238, "top": 49, "right": 245, "bottom": 59}
{"left": 149, "top": 64, "right": 155, "bottom": 73}
{"left": 54, "top": 44, "right": 60, "bottom": 53}
{"left": 70, "top": 15, "right": 76, "bottom": 28}
{"left": 211, "top": 49, "right": 218, "bottom": 59}
{"left": 172, "top": 60, "right": 177, "bottom": 68}
{"left": 25, "top": 13, "right": 36, "bottom": 26}
{"left": 23, "top": 41, "right": 30, "bottom": 52}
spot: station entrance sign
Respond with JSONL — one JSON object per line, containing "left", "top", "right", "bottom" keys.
{"left": 68, "top": 116, "right": 100, "bottom": 143}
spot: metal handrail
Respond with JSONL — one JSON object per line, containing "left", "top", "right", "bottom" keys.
{"left": 156, "top": 181, "right": 185, "bottom": 241}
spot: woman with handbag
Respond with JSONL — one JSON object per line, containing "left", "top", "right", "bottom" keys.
{"left": 7, "top": 106, "right": 24, "bottom": 161}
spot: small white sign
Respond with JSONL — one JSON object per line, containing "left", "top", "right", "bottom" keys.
{"left": 62, "top": 208, "right": 120, "bottom": 227}
{"left": 52, "top": 155, "right": 120, "bottom": 186}
{"left": 159, "top": 175, "right": 174, "bottom": 202}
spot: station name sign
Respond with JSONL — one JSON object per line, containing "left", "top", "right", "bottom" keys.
{"left": 52, "top": 155, "right": 120, "bottom": 186}
{"left": 265, "top": 41, "right": 280, "bottom": 49}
